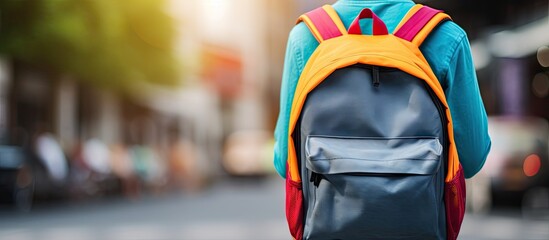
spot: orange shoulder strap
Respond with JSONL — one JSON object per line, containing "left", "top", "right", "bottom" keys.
{"left": 394, "top": 5, "right": 451, "bottom": 46}
{"left": 297, "top": 5, "right": 347, "bottom": 43}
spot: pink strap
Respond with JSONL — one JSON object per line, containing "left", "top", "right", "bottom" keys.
{"left": 304, "top": 7, "right": 343, "bottom": 40}
{"left": 394, "top": 6, "right": 443, "bottom": 41}
{"left": 348, "top": 8, "right": 388, "bottom": 35}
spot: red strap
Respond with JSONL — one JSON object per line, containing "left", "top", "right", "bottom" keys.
{"left": 304, "top": 7, "right": 343, "bottom": 40}
{"left": 348, "top": 8, "right": 388, "bottom": 35}
{"left": 394, "top": 6, "right": 442, "bottom": 41}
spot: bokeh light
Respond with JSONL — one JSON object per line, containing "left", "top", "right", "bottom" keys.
{"left": 532, "top": 72, "right": 549, "bottom": 98}
{"left": 523, "top": 154, "right": 541, "bottom": 177}
{"left": 538, "top": 45, "right": 549, "bottom": 67}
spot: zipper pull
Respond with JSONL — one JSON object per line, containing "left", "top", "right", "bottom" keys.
{"left": 310, "top": 172, "right": 323, "bottom": 187}
{"left": 372, "top": 66, "right": 380, "bottom": 88}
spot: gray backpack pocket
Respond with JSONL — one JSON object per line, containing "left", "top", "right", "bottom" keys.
{"left": 303, "top": 135, "right": 444, "bottom": 239}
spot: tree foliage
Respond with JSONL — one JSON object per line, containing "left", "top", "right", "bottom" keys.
{"left": 0, "top": 0, "right": 180, "bottom": 90}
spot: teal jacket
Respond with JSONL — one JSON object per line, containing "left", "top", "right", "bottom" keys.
{"left": 274, "top": 0, "right": 491, "bottom": 179}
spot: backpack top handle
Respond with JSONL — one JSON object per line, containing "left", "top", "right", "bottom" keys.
{"left": 348, "top": 8, "right": 389, "bottom": 35}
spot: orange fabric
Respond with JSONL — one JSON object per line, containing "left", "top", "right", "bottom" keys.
{"left": 287, "top": 34, "right": 460, "bottom": 183}
{"left": 321, "top": 5, "right": 348, "bottom": 35}
{"left": 287, "top": 137, "right": 300, "bottom": 181}
{"left": 297, "top": 5, "right": 347, "bottom": 43}
{"left": 411, "top": 13, "right": 451, "bottom": 46}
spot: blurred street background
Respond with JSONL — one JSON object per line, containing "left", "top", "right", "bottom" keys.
{"left": 0, "top": 0, "right": 548, "bottom": 239}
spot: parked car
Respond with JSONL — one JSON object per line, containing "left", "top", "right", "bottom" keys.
{"left": 467, "top": 116, "right": 549, "bottom": 214}
{"left": 0, "top": 144, "right": 35, "bottom": 212}
{"left": 0, "top": 130, "right": 73, "bottom": 211}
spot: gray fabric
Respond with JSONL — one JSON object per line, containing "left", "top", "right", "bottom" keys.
{"left": 306, "top": 136, "right": 442, "bottom": 175}
{"left": 298, "top": 65, "right": 447, "bottom": 240}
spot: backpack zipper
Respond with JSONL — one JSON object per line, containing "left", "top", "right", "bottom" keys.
{"left": 306, "top": 53, "right": 422, "bottom": 89}
{"left": 372, "top": 66, "right": 380, "bottom": 88}
{"left": 422, "top": 81, "right": 449, "bottom": 173}
{"left": 310, "top": 172, "right": 323, "bottom": 187}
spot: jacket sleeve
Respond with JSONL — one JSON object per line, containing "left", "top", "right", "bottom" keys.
{"left": 274, "top": 29, "right": 305, "bottom": 179}
{"left": 444, "top": 32, "right": 492, "bottom": 179}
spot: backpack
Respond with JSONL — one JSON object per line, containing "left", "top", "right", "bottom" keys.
{"left": 284, "top": 4, "right": 466, "bottom": 240}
